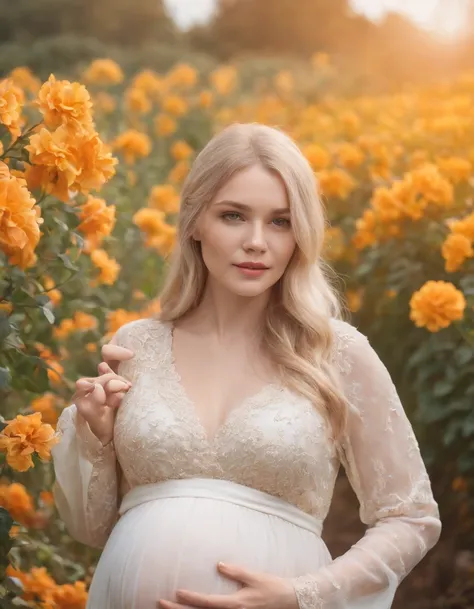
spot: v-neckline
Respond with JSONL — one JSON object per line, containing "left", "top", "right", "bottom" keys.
{"left": 162, "top": 320, "right": 281, "bottom": 446}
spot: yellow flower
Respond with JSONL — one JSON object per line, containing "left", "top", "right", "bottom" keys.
{"left": 26, "top": 126, "right": 117, "bottom": 200}
{"left": 352, "top": 209, "right": 377, "bottom": 250}
{"left": 31, "top": 393, "right": 60, "bottom": 428}
{"left": 161, "top": 94, "right": 188, "bottom": 117}
{"left": 106, "top": 308, "right": 142, "bottom": 336}
{"left": 125, "top": 87, "right": 152, "bottom": 114}
{"left": 0, "top": 412, "right": 59, "bottom": 472}
{"left": 90, "top": 249, "right": 121, "bottom": 285}
{"left": 448, "top": 212, "right": 474, "bottom": 241}
{"left": 0, "top": 78, "right": 23, "bottom": 139}
{"left": 198, "top": 90, "right": 214, "bottom": 109}
{"left": 53, "top": 318, "right": 75, "bottom": 340}
{"left": 132, "top": 69, "right": 165, "bottom": 98}
{"left": 166, "top": 63, "right": 198, "bottom": 89}
{"left": 82, "top": 58, "right": 124, "bottom": 85}
{"left": 77, "top": 195, "right": 116, "bottom": 243}
{"left": 323, "top": 226, "right": 345, "bottom": 260}
{"left": 148, "top": 184, "right": 180, "bottom": 214}
{"left": 312, "top": 52, "right": 330, "bottom": 69}
{"left": 93, "top": 92, "right": 116, "bottom": 114}
{"left": 318, "top": 168, "right": 356, "bottom": 200}
{"left": 168, "top": 160, "right": 190, "bottom": 184}
{"left": 340, "top": 111, "right": 361, "bottom": 137}
{"left": 346, "top": 288, "right": 363, "bottom": 313}
{"left": 154, "top": 113, "right": 177, "bottom": 137}
{"left": 337, "top": 143, "right": 365, "bottom": 170}
{"left": 441, "top": 233, "right": 474, "bottom": 273}
{"left": 210, "top": 66, "right": 238, "bottom": 96}
{"left": 74, "top": 311, "right": 98, "bottom": 331}
{"left": 133, "top": 207, "right": 166, "bottom": 234}
{"left": 36, "top": 74, "right": 94, "bottom": 130}
{"left": 112, "top": 129, "right": 152, "bottom": 164}
{"left": 409, "top": 280, "right": 466, "bottom": 332}
{"left": 410, "top": 164, "right": 454, "bottom": 208}
{"left": 436, "top": 156, "right": 472, "bottom": 184}
{"left": 8, "top": 66, "right": 41, "bottom": 93}
{"left": 0, "top": 483, "right": 36, "bottom": 525}
{"left": 170, "top": 140, "right": 193, "bottom": 161}
{"left": 147, "top": 223, "right": 177, "bottom": 257}
{"left": 42, "top": 276, "right": 62, "bottom": 306}
{"left": 274, "top": 71, "right": 294, "bottom": 94}
{"left": 303, "top": 144, "right": 331, "bottom": 171}
{"left": 0, "top": 161, "right": 43, "bottom": 269}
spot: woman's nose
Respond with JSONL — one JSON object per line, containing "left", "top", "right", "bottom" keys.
{"left": 243, "top": 221, "right": 268, "bottom": 251}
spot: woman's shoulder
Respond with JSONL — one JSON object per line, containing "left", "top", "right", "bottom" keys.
{"left": 112, "top": 316, "right": 169, "bottom": 348}
{"left": 328, "top": 317, "right": 370, "bottom": 376}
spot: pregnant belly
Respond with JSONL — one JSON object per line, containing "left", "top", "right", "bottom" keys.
{"left": 86, "top": 496, "right": 330, "bottom": 609}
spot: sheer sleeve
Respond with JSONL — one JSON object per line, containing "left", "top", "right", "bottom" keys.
{"left": 290, "top": 321, "right": 442, "bottom": 609}
{"left": 51, "top": 322, "right": 138, "bottom": 549}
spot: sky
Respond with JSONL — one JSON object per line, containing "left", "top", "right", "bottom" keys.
{"left": 163, "top": 0, "right": 469, "bottom": 38}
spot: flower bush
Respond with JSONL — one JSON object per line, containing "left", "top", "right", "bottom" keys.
{"left": 0, "top": 57, "right": 473, "bottom": 607}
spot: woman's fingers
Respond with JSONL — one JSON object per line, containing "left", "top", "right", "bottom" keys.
{"left": 101, "top": 344, "right": 135, "bottom": 374}
{"left": 107, "top": 391, "right": 126, "bottom": 410}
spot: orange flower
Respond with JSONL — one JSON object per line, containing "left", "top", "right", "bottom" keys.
{"left": 132, "top": 69, "right": 165, "bottom": 98}
{"left": 409, "top": 280, "right": 466, "bottom": 332}
{"left": 51, "top": 580, "right": 88, "bottom": 607}
{"left": 198, "top": 90, "right": 214, "bottom": 109}
{"left": 170, "top": 140, "right": 193, "bottom": 161}
{"left": 0, "top": 482, "right": 36, "bottom": 525}
{"left": 166, "top": 63, "right": 198, "bottom": 89}
{"left": 441, "top": 233, "right": 474, "bottom": 272}
{"left": 77, "top": 195, "right": 116, "bottom": 243}
{"left": 168, "top": 160, "right": 190, "bottom": 184}
{"left": 210, "top": 66, "right": 238, "bottom": 95}
{"left": 106, "top": 308, "right": 142, "bottom": 336}
{"left": 0, "top": 78, "right": 23, "bottom": 139}
{"left": 26, "top": 126, "right": 117, "bottom": 201}
{"left": 36, "top": 74, "right": 94, "bottom": 130}
{"left": 112, "top": 129, "right": 152, "bottom": 164}
{"left": 303, "top": 144, "right": 331, "bottom": 171}
{"left": 148, "top": 184, "right": 180, "bottom": 214}
{"left": 0, "top": 161, "right": 43, "bottom": 269}
{"left": 8, "top": 67, "right": 41, "bottom": 93}
{"left": 0, "top": 412, "right": 60, "bottom": 472}
{"left": 125, "top": 87, "right": 152, "bottom": 114}
{"left": 82, "top": 58, "right": 124, "bottom": 85}
{"left": 31, "top": 393, "right": 60, "bottom": 428}
{"left": 42, "top": 276, "right": 62, "bottom": 307}
{"left": 154, "top": 113, "right": 177, "bottom": 137}
{"left": 318, "top": 168, "right": 356, "bottom": 200}
{"left": 448, "top": 212, "right": 474, "bottom": 241}
{"left": 161, "top": 95, "right": 188, "bottom": 117}
{"left": 90, "top": 249, "right": 121, "bottom": 285}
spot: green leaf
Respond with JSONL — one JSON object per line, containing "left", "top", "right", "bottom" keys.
{"left": 0, "top": 316, "right": 11, "bottom": 343}
{"left": 0, "top": 367, "right": 11, "bottom": 390}
{"left": 58, "top": 253, "right": 79, "bottom": 271}
{"left": 41, "top": 306, "right": 55, "bottom": 324}
{"left": 433, "top": 380, "right": 454, "bottom": 397}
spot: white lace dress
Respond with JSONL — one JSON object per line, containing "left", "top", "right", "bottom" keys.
{"left": 51, "top": 317, "right": 441, "bottom": 609}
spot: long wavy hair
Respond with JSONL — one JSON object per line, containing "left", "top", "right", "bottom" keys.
{"left": 157, "top": 123, "right": 351, "bottom": 448}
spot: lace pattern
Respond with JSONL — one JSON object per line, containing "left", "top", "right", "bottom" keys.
{"left": 51, "top": 316, "right": 441, "bottom": 604}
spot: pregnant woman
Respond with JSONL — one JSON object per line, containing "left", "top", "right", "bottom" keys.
{"left": 51, "top": 123, "right": 441, "bottom": 609}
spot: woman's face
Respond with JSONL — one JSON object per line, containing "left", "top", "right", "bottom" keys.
{"left": 193, "top": 164, "right": 297, "bottom": 298}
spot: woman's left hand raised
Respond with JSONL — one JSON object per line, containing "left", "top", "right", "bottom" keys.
{"left": 157, "top": 562, "right": 299, "bottom": 609}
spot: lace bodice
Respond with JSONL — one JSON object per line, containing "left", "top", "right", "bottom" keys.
{"left": 51, "top": 317, "right": 441, "bottom": 609}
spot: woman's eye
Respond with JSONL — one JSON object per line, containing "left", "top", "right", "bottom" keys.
{"left": 222, "top": 212, "right": 243, "bottom": 221}
{"left": 273, "top": 218, "right": 291, "bottom": 227}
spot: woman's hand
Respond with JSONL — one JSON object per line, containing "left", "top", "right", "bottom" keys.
{"left": 158, "top": 562, "right": 299, "bottom": 609}
{"left": 73, "top": 342, "right": 135, "bottom": 446}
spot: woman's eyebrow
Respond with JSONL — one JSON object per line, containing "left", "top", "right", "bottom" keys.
{"left": 214, "top": 200, "right": 290, "bottom": 214}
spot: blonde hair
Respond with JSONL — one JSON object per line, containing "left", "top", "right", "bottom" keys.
{"left": 158, "top": 123, "right": 351, "bottom": 448}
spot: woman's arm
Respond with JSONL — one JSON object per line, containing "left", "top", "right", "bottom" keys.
{"left": 51, "top": 323, "right": 138, "bottom": 549}
{"left": 51, "top": 403, "right": 119, "bottom": 548}
{"left": 290, "top": 322, "right": 442, "bottom": 608}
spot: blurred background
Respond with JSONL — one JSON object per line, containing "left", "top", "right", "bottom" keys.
{"left": 2, "top": 0, "right": 474, "bottom": 88}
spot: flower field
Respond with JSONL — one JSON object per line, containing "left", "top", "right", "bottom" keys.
{"left": 0, "top": 56, "right": 473, "bottom": 607}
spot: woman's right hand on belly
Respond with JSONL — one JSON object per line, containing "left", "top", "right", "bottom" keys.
{"left": 73, "top": 344, "right": 135, "bottom": 446}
